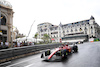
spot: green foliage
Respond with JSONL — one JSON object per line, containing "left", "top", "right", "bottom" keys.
{"left": 94, "top": 38, "right": 99, "bottom": 41}
{"left": 42, "top": 34, "right": 51, "bottom": 44}
{"left": 34, "top": 33, "right": 38, "bottom": 43}
{"left": 34, "top": 33, "right": 38, "bottom": 38}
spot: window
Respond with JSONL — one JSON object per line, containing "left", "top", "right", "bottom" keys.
{"left": 84, "top": 27, "right": 87, "bottom": 30}
{"left": 63, "top": 31, "right": 65, "bottom": 33}
{"left": 79, "top": 28, "right": 82, "bottom": 31}
{"left": 87, "top": 22, "right": 89, "bottom": 24}
{"left": 50, "top": 28, "right": 53, "bottom": 31}
{"left": 91, "top": 30, "right": 93, "bottom": 34}
{"left": 40, "top": 29, "right": 43, "bottom": 32}
{"left": 55, "top": 27, "right": 58, "bottom": 30}
{"left": 54, "top": 35, "right": 55, "bottom": 37}
{"left": 91, "top": 26, "right": 93, "bottom": 34}
{"left": 71, "top": 29, "right": 73, "bottom": 32}
{"left": 91, "top": 26, "right": 93, "bottom": 29}
{"left": 59, "top": 35, "right": 61, "bottom": 37}
{"left": 68, "top": 26, "right": 70, "bottom": 28}
{"left": 56, "top": 35, "right": 58, "bottom": 37}
{"left": 85, "top": 31, "right": 87, "bottom": 34}
{"left": 59, "top": 27, "right": 61, "bottom": 30}
{"left": 44, "top": 29, "right": 47, "bottom": 32}
{"left": 75, "top": 29, "right": 77, "bottom": 31}
{"left": 2, "top": 30, "right": 7, "bottom": 34}
{"left": 67, "top": 30, "right": 69, "bottom": 32}
{"left": 82, "top": 22, "right": 84, "bottom": 25}
{"left": 1, "top": 15, "right": 6, "bottom": 25}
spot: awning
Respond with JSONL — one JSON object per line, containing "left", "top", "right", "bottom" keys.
{"left": 62, "top": 39, "right": 85, "bottom": 43}
{"left": 62, "top": 34, "right": 88, "bottom": 39}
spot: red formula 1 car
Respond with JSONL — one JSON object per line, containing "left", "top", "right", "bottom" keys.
{"left": 41, "top": 43, "right": 78, "bottom": 61}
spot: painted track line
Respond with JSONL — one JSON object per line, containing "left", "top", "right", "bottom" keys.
{"left": 6, "top": 55, "right": 40, "bottom": 67}
{"left": 0, "top": 61, "right": 11, "bottom": 66}
{"left": 24, "top": 64, "right": 34, "bottom": 67}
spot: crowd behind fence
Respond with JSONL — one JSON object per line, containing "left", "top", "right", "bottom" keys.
{"left": 0, "top": 40, "right": 35, "bottom": 50}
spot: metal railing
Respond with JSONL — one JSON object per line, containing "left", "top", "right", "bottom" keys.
{"left": 0, "top": 43, "right": 61, "bottom": 63}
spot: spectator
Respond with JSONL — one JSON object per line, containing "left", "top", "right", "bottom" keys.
{"left": 32, "top": 42, "right": 34, "bottom": 45}
{"left": 17, "top": 41, "right": 20, "bottom": 47}
{"left": 24, "top": 41, "right": 26, "bottom": 46}
{"left": 27, "top": 42, "right": 29, "bottom": 45}
{"left": 1, "top": 40, "right": 3, "bottom": 47}
{"left": 29, "top": 42, "right": 32, "bottom": 45}
{"left": 5, "top": 41, "right": 9, "bottom": 48}
{"left": 13, "top": 42, "right": 15, "bottom": 47}
{"left": 14, "top": 42, "right": 17, "bottom": 47}
{"left": 20, "top": 42, "right": 22, "bottom": 47}
{"left": 22, "top": 41, "right": 24, "bottom": 46}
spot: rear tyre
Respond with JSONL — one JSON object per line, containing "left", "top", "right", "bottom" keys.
{"left": 61, "top": 49, "right": 68, "bottom": 58}
{"left": 73, "top": 46, "right": 78, "bottom": 52}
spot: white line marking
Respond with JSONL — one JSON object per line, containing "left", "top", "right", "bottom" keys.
{"left": 0, "top": 61, "right": 11, "bottom": 66}
{"left": 24, "top": 64, "right": 34, "bottom": 67}
{"left": 6, "top": 55, "right": 40, "bottom": 67}
{"left": 24, "top": 60, "right": 40, "bottom": 67}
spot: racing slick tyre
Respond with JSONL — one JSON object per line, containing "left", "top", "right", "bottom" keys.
{"left": 73, "top": 46, "right": 78, "bottom": 52}
{"left": 61, "top": 49, "right": 68, "bottom": 58}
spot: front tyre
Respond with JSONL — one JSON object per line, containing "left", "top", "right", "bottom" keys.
{"left": 41, "top": 53, "right": 44, "bottom": 58}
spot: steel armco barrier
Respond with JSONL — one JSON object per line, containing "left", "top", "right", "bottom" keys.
{"left": 0, "top": 43, "right": 61, "bottom": 63}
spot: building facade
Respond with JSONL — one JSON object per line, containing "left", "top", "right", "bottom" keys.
{"left": 12, "top": 27, "right": 25, "bottom": 40}
{"left": 0, "top": 0, "right": 14, "bottom": 42}
{"left": 37, "top": 16, "right": 100, "bottom": 42}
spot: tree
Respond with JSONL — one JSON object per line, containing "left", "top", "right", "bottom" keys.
{"left": 42, "top": 34, "right": 50, "bottom": 43}
{"left": 34, "top": 33, "right": 38, "bottom": 43}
